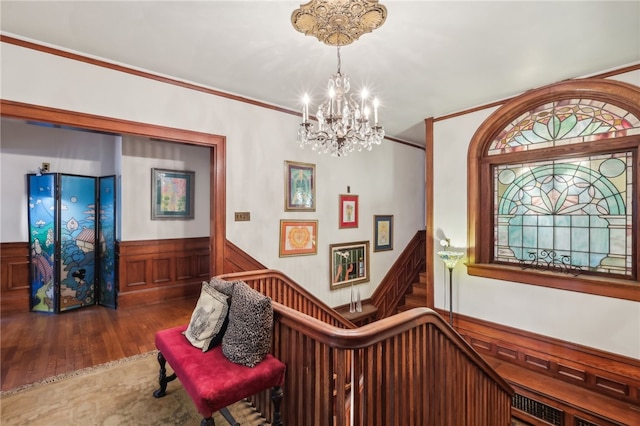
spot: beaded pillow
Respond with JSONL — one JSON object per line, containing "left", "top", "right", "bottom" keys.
{"left": 222, "top": 281, "right": 273, "bottom": 367}
{"left": 183, "top": 282, "right": 229, "bottom": 352}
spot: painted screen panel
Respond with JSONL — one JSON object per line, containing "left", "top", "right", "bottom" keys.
{"left": 27, "top": 173, "right": 58, "bottom": 313}
{"left": 59, "top": 174, "right": 97, "bottom": 311}
{"left": 98, "top": 176, "right": 117, "bottom": 308}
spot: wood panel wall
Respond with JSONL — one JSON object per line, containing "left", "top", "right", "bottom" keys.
{"left": 2, "top": 237, "right": 296, "bottom": 313}
{"left": 116, "top": 237, "right": 209, "bottom": 308}
{"left": 370, "top": 230, "right": 425, "bottom": 317}
{"left": 223, "top": 240, "right": 266, "bottom": 273}
{"left": 0, "top": 242, "right": 30, "bottom": 313}
{"left": 452, "top": 312, "right": 640, "bottom": 406}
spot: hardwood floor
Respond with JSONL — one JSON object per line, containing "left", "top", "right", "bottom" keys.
{"left": 0, "top": 297, "right": 197, "bottom": 392}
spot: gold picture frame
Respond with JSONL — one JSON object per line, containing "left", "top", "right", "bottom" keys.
{"left": 330, "top": 241, "right": 370, "bottom": 290}
{"left": 279, "top": 219, "right": 318, "bottom": 257}
{"left": 284, "top": 160, "right": 315, "bottom": 211}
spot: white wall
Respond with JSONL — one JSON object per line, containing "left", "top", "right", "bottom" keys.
{"left": 432, "top": 69, "right": 640, "bottom": 359}
{"left": 120, "top": 136, "right": 211, "bottom": 240}
{"left": 0, "top": 41, "right": 425, "bottom": 308}
{"left": 0, "top": 119, "right": 118, "bottom": 242}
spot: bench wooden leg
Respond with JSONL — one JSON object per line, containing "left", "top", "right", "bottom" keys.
{"left": 219, "top": 407, "right": 239, "bottom": 426}
{"left": 271, "top": 386, "right": 283, "bottom": 426}
{"left": 152, "top": 351, "right": 177, "bottom": 398}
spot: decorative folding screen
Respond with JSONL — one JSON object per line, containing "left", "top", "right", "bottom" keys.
{"left": 27, "top": 173, "right": 117, "bottom": 313}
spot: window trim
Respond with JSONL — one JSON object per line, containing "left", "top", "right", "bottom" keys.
{"left": 467, "top": 79, "right": 640, "bottom": 302}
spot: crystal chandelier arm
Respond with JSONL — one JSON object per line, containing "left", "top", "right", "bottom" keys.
{"left": 297, "top": 44, "right": 384, "bottom": 157}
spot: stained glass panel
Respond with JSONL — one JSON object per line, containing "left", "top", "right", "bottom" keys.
{"left": 494, "top": 152, "right": 632, "bottom": 276}
{"left": 488, "top": 99, "right": 640, "bottom": 155}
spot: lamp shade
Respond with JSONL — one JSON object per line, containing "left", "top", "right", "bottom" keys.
{"left": 437, "top": 251, "right": 464, "bottom": 270}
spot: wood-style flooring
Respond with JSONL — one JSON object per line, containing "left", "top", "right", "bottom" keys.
{"left": 0, "top": 297, "right": 197, "bottom": 392}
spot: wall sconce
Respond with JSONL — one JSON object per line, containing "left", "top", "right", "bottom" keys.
{"left": 437, "top": 239, "right": 464, "bottom": 327}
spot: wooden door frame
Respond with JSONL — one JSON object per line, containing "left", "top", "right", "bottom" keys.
{"left": 1, "top": 100, "right": 226, "bottom": 275}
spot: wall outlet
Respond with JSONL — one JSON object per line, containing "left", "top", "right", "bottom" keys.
{"left": 234, "top": 211, "right": 250, "bottom": 221}
{"left": 41, "top": 162, "right": 50, "bottom": 172}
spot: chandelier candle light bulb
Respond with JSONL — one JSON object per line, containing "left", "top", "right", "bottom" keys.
{"left": 302, "top": 94, "right": 309, "bottom": 123}
{"left": 373, "top": 98, "right": 379, "bottom": 125}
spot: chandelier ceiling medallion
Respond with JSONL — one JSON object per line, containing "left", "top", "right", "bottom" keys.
{"left": 292, "top": 0, "right": 387, "bottom": 157}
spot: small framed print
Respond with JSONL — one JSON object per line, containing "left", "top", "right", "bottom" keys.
{"left": 151, "top": 168, "right": 195, "bottom": 220}
{"left": 279, "top": 219, "right": 318, "bottom": 257}
{"left": 339, "top": 194, "right": 358, "bottom": 228}
{"left": 285, "top": 160, "right": 315, "bottom": 211}
{"left": 373, "top": 215, "right": 394, "bottom": 252}
{"left": 330, "top": 241, "right": 370, "bottom": 290}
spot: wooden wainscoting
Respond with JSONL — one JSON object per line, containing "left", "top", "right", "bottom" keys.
{"left": 451, "top": 311, "right": 640, "bottom": 425}
{"left": 0, "top": 242, "right": 30, "bottom": 314}
{"left": 224, "top": 240, "right": 266, "bottom": 273}
{"left": 116, "top": 237, "right": 209, "bottom": 308}
{"left": 369, "top": 230, "right": 426, "bottom": 318}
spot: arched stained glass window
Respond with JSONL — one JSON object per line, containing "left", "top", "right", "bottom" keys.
{"left": 488, "top": 99, "right": 640, "bottom": 155}
{"left": 467, "top": 79, "right": 640, "bottom": 300}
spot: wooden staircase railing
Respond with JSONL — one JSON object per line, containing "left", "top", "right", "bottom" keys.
{"left": 370, "top": 230, "right": 426, "bottom": 318}
{"left": 215, "top": 269, "right": 513, "bottom": 426}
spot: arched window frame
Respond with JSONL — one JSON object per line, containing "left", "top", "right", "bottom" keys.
{"left": 467, "top": 79, "right": 640, "bottom": 302}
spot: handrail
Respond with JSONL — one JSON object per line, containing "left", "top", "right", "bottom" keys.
{"left": 276, "top": 303, "right": 512, "bottom": 393}
{"left": 216, "top": 269, "right": 356, "bottom": 329}
{"left": 217, "top": 269, "right": 514, "bottom": 425}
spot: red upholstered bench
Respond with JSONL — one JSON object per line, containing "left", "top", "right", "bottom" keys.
{"left": 153, "top": 325, "right": 285, "bottom": 426}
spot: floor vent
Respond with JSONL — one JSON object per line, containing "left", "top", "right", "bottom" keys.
{"left": 513, "top": 393, "right": 563, "bottom": 426}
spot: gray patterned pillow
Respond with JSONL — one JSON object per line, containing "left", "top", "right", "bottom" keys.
{"left": 208, "top": 276, "right": 237, "bottom": 298}
{"left": 183, "top": 282, "right": 229, "bottom": 352}
{"left": 222, "top": 281, "right": 273, "bottom": 367}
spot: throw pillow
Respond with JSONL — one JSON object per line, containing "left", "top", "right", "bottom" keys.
{"left": 183, "top": 282, "right": 229, "bottom": 352}
{"left": 222, "top": 281, "right": 273, "bottom": 367}
{"left": 208, "top": 276, "right": 237, "bottom": 298}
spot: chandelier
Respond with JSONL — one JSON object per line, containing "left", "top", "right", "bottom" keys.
{"left": 292, "top": 0, "right": 387, "bottom": 157}
{"left": 298, "top": 47, "right": 385, "bottom": 157}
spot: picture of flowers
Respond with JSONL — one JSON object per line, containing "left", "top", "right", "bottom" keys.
{"left": 151, "top": 168, "right": 195, "bottom": 219}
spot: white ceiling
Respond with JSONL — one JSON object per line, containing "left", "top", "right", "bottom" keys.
{"left": 1, "top": 1, "right": 639, "bottom": 146}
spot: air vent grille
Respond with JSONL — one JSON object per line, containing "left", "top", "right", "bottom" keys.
{"left": 513, "top": 393, "right": 563, "bottom": 426}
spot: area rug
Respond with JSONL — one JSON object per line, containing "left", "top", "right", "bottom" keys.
{"left": 0, "top": 351, "right": 268, "bottom": 425}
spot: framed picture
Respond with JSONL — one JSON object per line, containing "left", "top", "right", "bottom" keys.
{"left": 338, "top": 194, "right": 359, "bottom": 228}
{"left": 279, "top": 219, "right": 318, "bottom": 257}
{"left": 373, "top": 215, "right": 394, "bottom": 252}
{"left": 330, "top": 241, "right": 370, "bottom": 290}
{"left": 151, "top": 168, "right": 195, "bottom": 220}
{"left": 285, "top": 160, "right": 315, "bottom": 211}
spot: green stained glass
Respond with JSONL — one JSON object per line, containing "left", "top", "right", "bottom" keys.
{"left": 494, "top": 152, "right": 632, "bottom": 277}
{"left": 489, "top": 100, "right": 640, "bottom": 155}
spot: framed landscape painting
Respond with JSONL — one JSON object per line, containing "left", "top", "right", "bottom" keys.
{"left": 151, "top": 168, "right": 195, "bottom": 219}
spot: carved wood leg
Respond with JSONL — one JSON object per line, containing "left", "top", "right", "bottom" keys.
{"left": 271, "top": 386, "right": 284, "bottom": 426}
{"left": 152, "top": 351, "right": 177, "bottom": 398}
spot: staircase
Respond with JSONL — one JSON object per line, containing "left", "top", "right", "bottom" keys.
{"left": 396, "top": 272, "right": 427, "bottom": 313}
